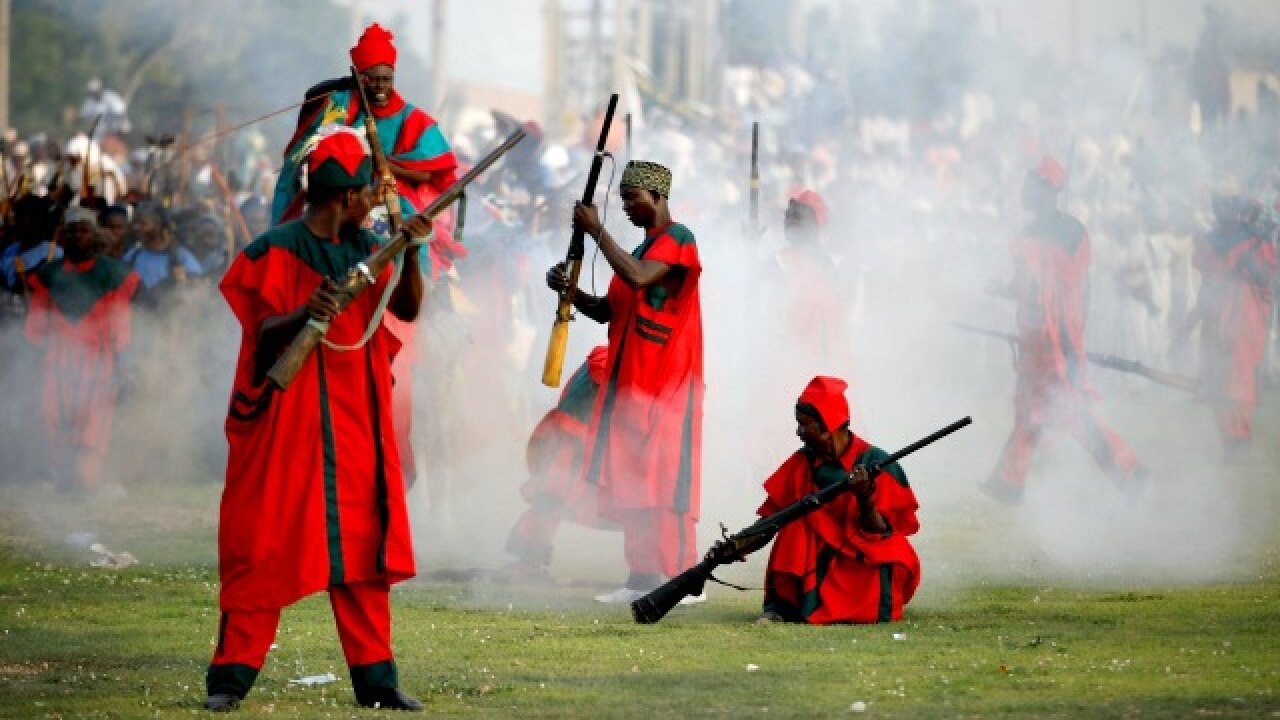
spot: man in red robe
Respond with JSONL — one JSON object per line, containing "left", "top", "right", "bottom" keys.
{"left": 1193, "top": 190, "right": 1277, "bottom": 456}
{"left": 755, "top": 376, "right": 920, "bottom": 624}
{"left": 203, "top": 129, "right": 434, "bottom": 712}
{"left": 547, "top": 160, "right": 704, "bottom": 604}
{"left": 24, "top": 205, "right": 138, "bottom": 491}
{"left": 501, "top": 345, "right": 611, "bottom": 581}
{"left": 982, "top": 157, "right": 1147, "bottom": 504}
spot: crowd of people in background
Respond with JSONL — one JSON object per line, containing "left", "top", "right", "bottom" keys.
{"left": 0, "top": 5, "right": 1276, "bottom": 506}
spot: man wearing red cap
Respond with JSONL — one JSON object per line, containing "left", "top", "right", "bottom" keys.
{"left": 203, "top": 129, "right": 434, "bottom": 712}
{"left": 753, "top": 376, "right": 921, "bottom": 624}
{"left": 752, "top": 189, "right": 859, "bottom": 463}
{"left": 273, "top": 23, "right": 461, "bottom": 272}
{"left": 548, "top": 160, "right": 705, "bottom": 604}
{"left": 776, "top": 189, "right": 853, "bottom": 371}
{"left": 983, "top": 157, "right": 1147, "bottom": 503}
{"left": 1189, "top": 189, "right": 1277, "bottom": 457}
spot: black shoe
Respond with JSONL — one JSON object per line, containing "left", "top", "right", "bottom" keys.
{"left": 202, "top": 693, "right": 240, "bottom": 712}
{"left": 357, "top": 687, "right": 424, "bottom": 712}
{"left": 978, "top": 476, "right": 1024, "bottom": 505}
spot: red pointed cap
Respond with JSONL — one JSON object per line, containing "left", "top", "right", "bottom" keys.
{"left": 351, "top": 22, "right": 397, "bottom": 71}
{"left": 308, "top": 131, "right": 372, "bottom": 188}
{"left": 1032, "top": 155, "right": 1067, "bottom": 190}
{"left": 789, "top": 188, "right": 829, "bottom": 225}
{"left": 797, "top": 375, "right": 850, "bottom": 431}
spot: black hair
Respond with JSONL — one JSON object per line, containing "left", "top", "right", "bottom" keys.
{"left": 99, "top": 203, "right": 128, "bottom": 224}
{"left": 306, "top": 182, "right": 360, "bottom": 205}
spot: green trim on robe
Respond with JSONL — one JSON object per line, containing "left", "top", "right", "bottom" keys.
{"left": 37, "top": 256, "right": 133, "bottom": 322}
{"left": 243, "top": 221, "right": 378, "bottom": 281}
{"left": 316, "top": 351, "right": 346, "bottom": 585}
{"left": 877, "top": 564, "right": 895, "bottom": 623}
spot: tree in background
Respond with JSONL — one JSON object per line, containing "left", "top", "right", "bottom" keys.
{"left": 10, "top": 0, "right": 433, "bottom": 154}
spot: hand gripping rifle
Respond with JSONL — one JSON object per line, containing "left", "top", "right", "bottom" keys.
{"left": 953, "top": 322, "right": 1200, "bottom": 393}
{"left": 541, "top": 93, "right": 619, "bottom": 387}
{"left": 631, "top": 416, "right": 973, "bottom": 624}
{"left": 266, "top": 128, "right": 526, "bottom": 389}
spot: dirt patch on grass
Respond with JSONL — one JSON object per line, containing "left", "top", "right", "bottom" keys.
{"left": 0, "top": 661, "right": 52, "bottom": 675}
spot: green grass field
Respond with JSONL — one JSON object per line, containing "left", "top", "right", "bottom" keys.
{"left": 0, "top": 471, "right": 1277, "bottom": 720}
{"left": 1, "top": 386, "right": 1278, "bottom": 719}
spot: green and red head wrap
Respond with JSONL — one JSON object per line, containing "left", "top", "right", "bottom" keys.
{"left": 307, "top": 129, "right": 373, "bottom": 189}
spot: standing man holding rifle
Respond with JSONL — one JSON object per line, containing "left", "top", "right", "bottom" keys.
{"left": 546, "top": 156, "right": 705, "bottom": 605}
{"left": 202, "top": 128, "right": 432, "bottom": 713}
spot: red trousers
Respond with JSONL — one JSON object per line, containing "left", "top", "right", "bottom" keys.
{"left": 995, "top": 377, "right": 1142, "bottom": 488}
{"left": 212, "top": 581, "right": 393, "bottom": 669}
{"left": 617, "top": 508, "right": 698, "bottom": 578}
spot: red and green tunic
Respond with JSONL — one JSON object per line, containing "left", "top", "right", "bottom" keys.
{"left": 218, "top": 221, "right": 414, "bottom": 612}
{"left": 1012, "top": 212, "right": 1093, "bottom": 400}
{"left": 994, "top": 211, "right": 1142, "bottom": 486}
{"left": 1194, "top": 228, "right": 1277, "bottom": 442}
{"left": 760, "top": 437, "right": 920, "bottom": 624}
{"left": 273, "top": 87, "right": 457, "bottom": 223}
{"left": 272, "top": 85, "right": 462, "bottom": 277}
{"left": 24, "top": 256, "right": 138, "bottom": 486}
{"left": 582, "top": 222, "right": 704, "bottom": 565}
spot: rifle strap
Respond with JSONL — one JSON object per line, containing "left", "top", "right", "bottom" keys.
{"left": 320, "top": 229, "right": 432, "bottom": 353}
{"left": 706, "top": 573, "right": 757, "bottom": 592}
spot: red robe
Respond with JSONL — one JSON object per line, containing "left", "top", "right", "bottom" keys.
{"left": 520, "top": 346, "right": 611, "bottom": 527}
{"left": 994, "top": 211, "right": 1142, "bottom": 487}
{"left": 24, "top": 256, "right": 138, "bottom": 487}
{"left": 760, "top": 436, "right": 920, "bottom": 624}
{"left": 218, "top": 221, "right": 414, "bottom": 612}
{"left": 582, "top": 222, "right": 704, "bottom": 572}
{"left": 1194, "top": 229, "right": 1277, "bottom": 443}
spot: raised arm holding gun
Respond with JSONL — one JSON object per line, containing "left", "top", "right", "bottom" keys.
{"left": 545, "top": 156, "right": 707, "bottom": 605}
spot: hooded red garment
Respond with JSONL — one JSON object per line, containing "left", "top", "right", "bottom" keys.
{"left": 797, "top": 375, "right": 849, "bottom": 429}
{"left": 759, "top": 411, "right": 920, "bottom": 624}
{"left": 351, "top": 23, "right": 397, "bottom": 72}
{"left": 582, "top": 222, "right": 704, "bottom": 575}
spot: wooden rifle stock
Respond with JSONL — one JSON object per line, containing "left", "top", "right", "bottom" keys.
{"left": 541, "top": 93, "right": 619, "bottom": 388}
{"left": 631, "top": 417, "right": 973, "bottom": 624}
{"left": 266, "top": 129, "right": 526, "bottom": 389}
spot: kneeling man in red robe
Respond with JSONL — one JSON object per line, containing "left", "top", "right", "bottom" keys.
{"left": 203, "top": 129, "right": 434, "bottom": 712}
{"left": 756, "top": 376, "right": 921, "bottom": 624}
